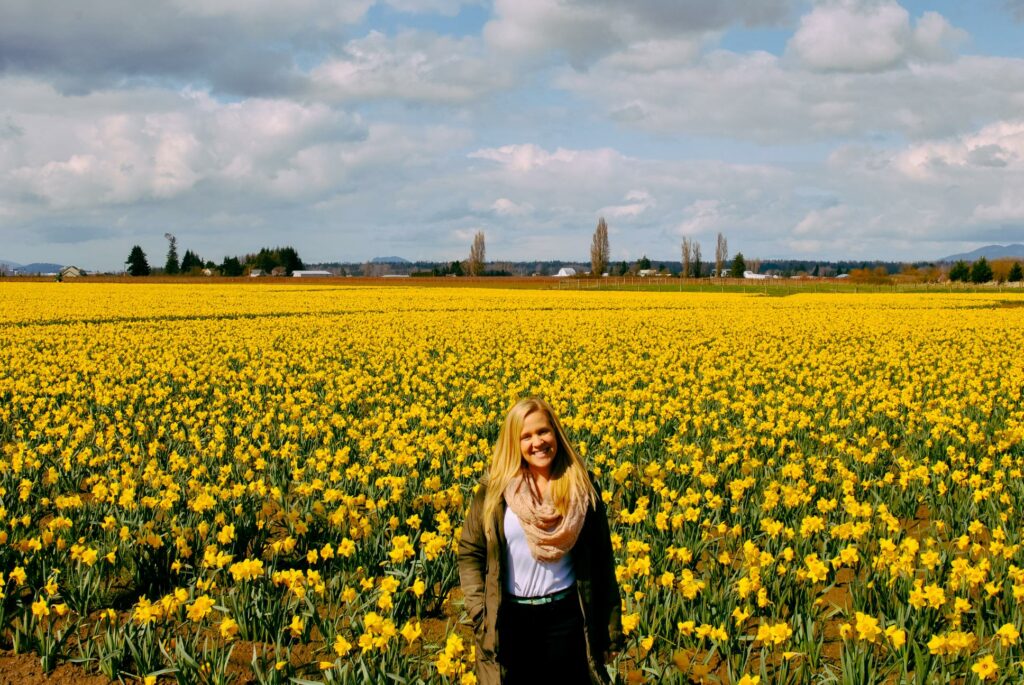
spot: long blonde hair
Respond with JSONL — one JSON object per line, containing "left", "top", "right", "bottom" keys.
{"left": 482, "top": 398, "right": 597, "bottom": 535}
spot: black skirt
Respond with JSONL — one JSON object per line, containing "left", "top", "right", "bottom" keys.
{"left": 498, "top": 590, "right": 592, "bottom": 685}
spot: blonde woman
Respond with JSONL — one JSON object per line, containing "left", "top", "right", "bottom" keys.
{"left": 458, "top": 398, "right": 622, "bottom": 685}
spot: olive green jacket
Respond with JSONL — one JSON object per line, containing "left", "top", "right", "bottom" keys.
{"left": 457, "top": 478, "right": 623, "bottom": 685}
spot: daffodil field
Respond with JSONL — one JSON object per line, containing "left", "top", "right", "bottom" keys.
{"left": 3, "top": 283, "right": 1024, "bottom": 684}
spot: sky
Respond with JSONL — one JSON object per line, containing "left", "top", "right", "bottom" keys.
{"left": 2, "top": 0, "right": 1024, "bottom": 271}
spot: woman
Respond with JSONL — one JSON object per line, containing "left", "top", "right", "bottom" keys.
{"left": 458, "top": 398, "right": 622, "bottom": 685}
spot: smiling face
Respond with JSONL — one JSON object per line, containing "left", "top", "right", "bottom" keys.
{"left": 519, "top": 409, "right": 559, "bottom": 479}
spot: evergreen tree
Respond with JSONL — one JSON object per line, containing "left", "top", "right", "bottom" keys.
{"left": 220, "top": 256, "right": 244, "bottom": 277}
{"left": 164, "top": 233, "right": 180, "bottom": 275}
{"left": 1009, "top": 262, "right": 1023, "bottom": 283}
{"left": 180, "top": 249, "right": 203, "bottom": 272}
{"left": 247, "top": 246, "right": 305, "bottom": 275}
{"left": 637, "top": 255, "right": 652, "bottom": 271}
{"left": 948, "top": 260, "right": 969, "bottom": 282}
{"left": 126, "top": 245, "right": 151, "bottom": 276}
{"left": 277, "top": 246, "right": 304, "bottom": 275}
{"left": 251, "top": 248, "right": 277, "bottom": 273}
{"left": 731, "top": 252, "right": 747, "bottom": 278}
{"left": 970, "top": 257, "right": 993, "bottom": 284}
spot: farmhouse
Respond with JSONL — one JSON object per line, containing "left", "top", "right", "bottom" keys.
{"left": 59, "top": 265, "right": 84, "bottom": 278}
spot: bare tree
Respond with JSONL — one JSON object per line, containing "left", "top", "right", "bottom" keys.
{"left": 681, "top": 237, "right": 692, "bottom": 279}
{"left": 590, "top": 217, "right": 610, "bottom": 277}
{"left": 691, "top": 241, "right": 702, "bottom": 278}
{"left": 749, "top": 258, "right": 761, "bottom": 275}
{"left": 467, "top": 231, "right": 486, "bottom": 276}
{"left": 715, "top": 233, "right": 728, "bottom": 278}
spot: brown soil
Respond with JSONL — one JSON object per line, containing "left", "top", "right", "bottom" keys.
{"left": 0, "top": 591, "right": 473, "bottom": 685}
{"left": 0, "top": 650, "right": 109, "bottom": 685}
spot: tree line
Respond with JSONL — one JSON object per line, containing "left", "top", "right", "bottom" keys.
{"left": 123, "top": 228, "right": 1024, "bottom": 283}
{"left": 125, "top": 235, "right": 304, "bottom": 277}
{"left": 947, "top": 257, "right": 1023, "bottom": 284}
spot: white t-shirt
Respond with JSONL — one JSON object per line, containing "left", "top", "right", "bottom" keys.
{"left": 503, "top": 507, "right": 575, "bottom": 598}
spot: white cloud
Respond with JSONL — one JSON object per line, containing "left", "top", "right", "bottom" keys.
{"left": 601, "top": 38, "right": 708, "bottom": 72}
{"left": 0, "top": 77, "right": 478, "bottom": 238}
{"left": 793, "top": 204, "right": 848, "bottom": 236}
{"left": 787, "top": 2, "right": 967, "bottom": 72}
{"left": 382, "top": 0, "right": 479, "bottom": 15}
{"left": 600, "top": 190, "right": 655, "bottom": 219}
{"left": 468, "top": 143, "right": 623, "bottom": 174}
{"left": 560, "top": 47, "right": 1024, "bottom": 142}
{"left": 310, "top": 31, "right": 510, "bottom": 104}
{"left": 490, "top": 198, "right": 533, "bottom": 216}
{"left": 451, "top": 227, "right": 483, "bottom": 242}
{"left": 550, "top": 4, "right": 994, "bottom": 144}
{"left": 820, "top": 119, "right": 1024, "bottom": 248}
{"left": 973, "top": 198, "right": 1024, "bottom": 223}
{"left": 6, "top": 108, "right": 1021, "bottom": 269}
{"left": 868, "top": 119, "right": 1024, "bottom": 224}
{"left": 483, "top": 0, "right": 793, "bottom": 67}
{"left": 677, "top": 199, "right": 724, "bottom": 236}
{"left": 0, "top": 0, "right": 482, "bottom": 99}
{"left": 170, "top": 0, "right": 372, "bottom": 27}
{"left": 1, "top": 83, "right": 369, "bottom": 211}
{"left": 788, "top": 0, "right": 914, "bottom": 72}
{"left": 889, "top": 120, "right": 1024, "bottom": 180}
{"left": 483, "top": 0, "right": 617, "bottom": 67}
{"left": 911, "top": 12, "right": 967, "bottom": 62}
{"left": 463, "top": 143, "right": 801, "bottom": 260}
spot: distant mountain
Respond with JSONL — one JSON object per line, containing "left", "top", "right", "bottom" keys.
{"left": 371, "top": 256, "right": 411, "bottom": 264}
{"left": 0, "top": 259, "right": 69, "bottom": 273}
{"left": 940, "top": 244, "right": 1024, "bottom": 262}
{"left": 15, "top": 262, "right": 65, "bottom": 273}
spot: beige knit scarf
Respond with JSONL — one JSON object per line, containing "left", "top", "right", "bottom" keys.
{"left": 504, "top": 470, "right": 587, "bottom": 562}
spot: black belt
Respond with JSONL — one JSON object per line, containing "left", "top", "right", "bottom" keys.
{"left": 506, "top": 585, "right": 575, "bottom": 606}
